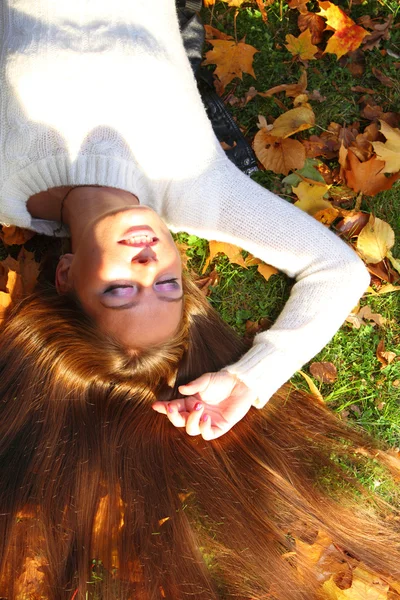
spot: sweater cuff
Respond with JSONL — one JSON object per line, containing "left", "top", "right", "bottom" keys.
{"left": 225, "top": 343, "right": 301, "bottom": 408}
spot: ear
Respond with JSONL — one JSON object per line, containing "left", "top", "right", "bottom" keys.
{"left": 55, "top": 254, "right": 74, "bottom": 295}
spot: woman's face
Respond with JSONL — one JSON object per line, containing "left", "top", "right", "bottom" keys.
{"left": 58, "top": 206, "right": 183, "bottom": 348}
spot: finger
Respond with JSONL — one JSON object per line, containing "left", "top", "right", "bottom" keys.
{"left": 152, "top": 399, "right": 187, "bottom": 414}
{"left": 200, "top": 414, "right": 226, "bottom": 441}
{"left": 166, "top": 404, "right": 189, "bottom": 428}
{"left": 178, "top": 374, "right": 211, "bottom": 396}
{"left": 185, "top": 403, "right": 204, "bottom": 436}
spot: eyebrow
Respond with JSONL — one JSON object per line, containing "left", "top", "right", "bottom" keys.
{"left": 101, "top": 293, "right": 184, "bottom": 311}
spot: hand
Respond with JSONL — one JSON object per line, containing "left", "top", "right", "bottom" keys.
{"left": 152, "top": 371, "right": 257, "bottom": 440}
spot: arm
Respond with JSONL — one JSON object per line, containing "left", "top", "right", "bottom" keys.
{"left": 164, "top": 156, "right": 370, "bottom": 408}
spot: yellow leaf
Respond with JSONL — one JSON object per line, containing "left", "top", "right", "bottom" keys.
{"left": 285, "top": 29, "right": 319, "bottom": 60}
{"left": 253, "top": 130, "right": 306, "bottom": 175}
{"left": 270, "top": 106, "right": 315, "bottom": 138}
{"left": 322, "top": 566, "right": 389, "bottom": 600}
{"left": 318, "top": 1, "right": 369, "bottom": 59}
{"left": 203, "top": 240, "right": 247, "bottom": 273}
{"left": 366, "top": 283, "right": 400, "bottom": 296}
{"left": 245, "top": 254, "right": 278, "bottom": 281}
{"left": 387, "top": 250, "right": 400, "bottom": 276}
{"left": 202, "top": 39, "right": 259, "bottom": 89}
{"left": 293, "top": 181, "right": 332, "bottom": 215}
{"left": 297, "top": 370, "right": 324, "bottom": 403}
{"left": 372, "top": 121, "right": 400, "bottom": 174}
{"left": 357, "top": 215, "right": 395, "bottom": 264}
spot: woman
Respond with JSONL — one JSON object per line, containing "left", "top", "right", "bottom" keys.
{"left": 0, "top": 0, "right": 370, "bottom": 438}
{"left": 0, "top": 279, "right": 400, "bottom": 598}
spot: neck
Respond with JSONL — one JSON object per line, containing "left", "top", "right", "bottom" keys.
{"left": 27, "top": 186, "right": 140, "bottom": 249}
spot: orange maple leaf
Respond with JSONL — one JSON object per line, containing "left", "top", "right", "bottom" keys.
{"left": 318, "top": 1, "right": 368, "bottom": 59}
{"left": 285, "top": 29, "right": 319, "bottom": 60}
{"left": 253, "top": 130, "right": 306, "bottom": 175}
{"left": 202, "top": 38, "right": 259, "bottom": 89}
{"left": 344, "top": 150, "right": 400, "bottom": 196}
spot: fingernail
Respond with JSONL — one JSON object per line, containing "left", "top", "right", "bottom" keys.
{"left": 194, "top": 402, "right": 202, "bottom": 411}
{"left": 201, "top": 414, "right": 209, "bottom": 423}
{"left": 167, "top": 404, "right": 174, "bottom": 414}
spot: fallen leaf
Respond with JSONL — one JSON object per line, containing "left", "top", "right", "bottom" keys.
{"left": 194, "top": 269, "right": 219, "bottom": 296}
{"left": 346, "top": 304, "right": 385, "bottom": 329}
{"left": 292, "top": 181, "right": 332, "bottom": 215}
{"left": 298, "top": 12, "right": 326, "bottom": 44}
{"left": 202, "top": 38, "right": 259, "bottom": 89}
{"left": 360, "top": 15, "right": 393, "bottom": 51}
{"left": 376, "top": 340, "right": 397, "bottom": 369}
{"left": 270, "top": 106, "right": 316, "bottom": 138}
{"left": 318, "top": 1, "right": 369, "bottom": 59}
{"left": 0, "top": 226, "right": 35, "bottom": 246}
{"left": 298, "top": 370, "right": 324, "bottom": 403}
{"left": 344, "top": 150, "right": 400, "bottom": 196}
{"left": 285, "top": 29, "right": 319, "bottom": 61}
{"left": 322, "top": 566, "right": 389, "bottom": 599}
{"left": 387, "top": 251, "right": 400, "bottom": 277}
{"left": 366, "top": 283, "right": 400, "bottom": 295}
{"left": 372, "top": 67, "right": 396, "bottom": 88}
{"left": 357, "top": 215, "right": 395, "bottom": 264}
{"left": 203, "top": 241, "right": 247, "bottom": 273}
{"left": 372, "top": 121, "right": 400, "bottom": 174}
{"left": 245, "top": 254, "right": 278, "bottom": 281}
{"left": 259, "top": 70, "right": 307, "bottom": 98}
{"left": 288, "top": 0, "right": 308, "bottom": 14}
{"left": 313, "top": 206, "right": 340, "bottom": 226}
{"left": 0, "top": 249, "right": 40, "bottom": 324}
{"left": 296, "top": 531, "right": 350, "bottom": 584}
{"left": 253, "top": 130, "right": 306, "bottom": 175}
{"left": 309, "top": 362, "right": 338, "bottom": 383}
{"left": 335, "top": 212, "right": 370, "bottom": 237}
{"left": 204, "top": 25, "right": 233, "bottom": 41}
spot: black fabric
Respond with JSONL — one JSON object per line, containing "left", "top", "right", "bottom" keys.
{"left": 176, "top": 0, "right": 258, "bottom": 176}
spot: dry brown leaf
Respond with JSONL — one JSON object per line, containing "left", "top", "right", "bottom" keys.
{"left": 335, "top": 212, "right": 370, "bottom": 238}
{"left": 376, "top": 339, "right": 397, "bottom": 369}
{"left": 310, "top": 362, "right": 338, "bottom": 384}
{"left": 0, "top": 225, "right": 35, "bottom": 246}
{"left": 346, "top": 304, "right": 385, "bottom": 329}
{"left": 253, "top": 130, "right": 306, "bottom": 175}
{"left": 357, "top": 215, "right": 395, "bottom": 264}
{"left": 285, "top": 29, "right": 319, "bottom": 61}
{"left": 288, "top": 0, "right": 308, "bottom": 14}
{"left": 298, "top": 12, "right": 326, "bottom": 44}
{"left": 269, "top": 106, "right": 315, "bottom": 138}
{"left": 259, "top": 70, "right": 307, "bottom": 98}
{"left": 372, "top": 67, "right": 396, "bottom": 88}
{"left": 372, "top": 121, "right": 400, "bottom": 174}
{"left": 344, "top": 150, "right": 400, "bottom": 196}
{"left": 202, "top": 38, "right": 259, "bottom": 89}
{"left": 204, "top": 25, "right": 233, "bottom": 41}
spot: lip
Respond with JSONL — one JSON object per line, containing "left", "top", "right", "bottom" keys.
{"left": 120, "top": 225, "right": 156, "bottom": 240}
{"left": 119, "top": 225, "right": 159, "bottom": 247}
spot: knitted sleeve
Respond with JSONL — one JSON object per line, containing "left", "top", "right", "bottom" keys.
{"left": 165, "top": 158, "right": 370, "bottom": 407}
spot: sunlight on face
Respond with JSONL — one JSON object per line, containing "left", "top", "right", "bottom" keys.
{"left": 68, "top": 206, "right": 183, "bottom": 348}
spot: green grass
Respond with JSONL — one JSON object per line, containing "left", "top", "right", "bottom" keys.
{"left": 194, "top": 0, "right": 400, "bottom": 450}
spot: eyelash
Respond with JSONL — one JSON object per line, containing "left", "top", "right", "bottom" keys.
{"left": 104, "top": 278, "right": 179, "bottom": 294}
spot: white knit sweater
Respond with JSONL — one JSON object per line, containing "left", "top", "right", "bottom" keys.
{"left": 0, "top": 0, "right": 369, "bottom": 406}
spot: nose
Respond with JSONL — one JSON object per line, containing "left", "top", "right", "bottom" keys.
{"left": 131, "top": 246, "right": 157, "bottom": 264}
